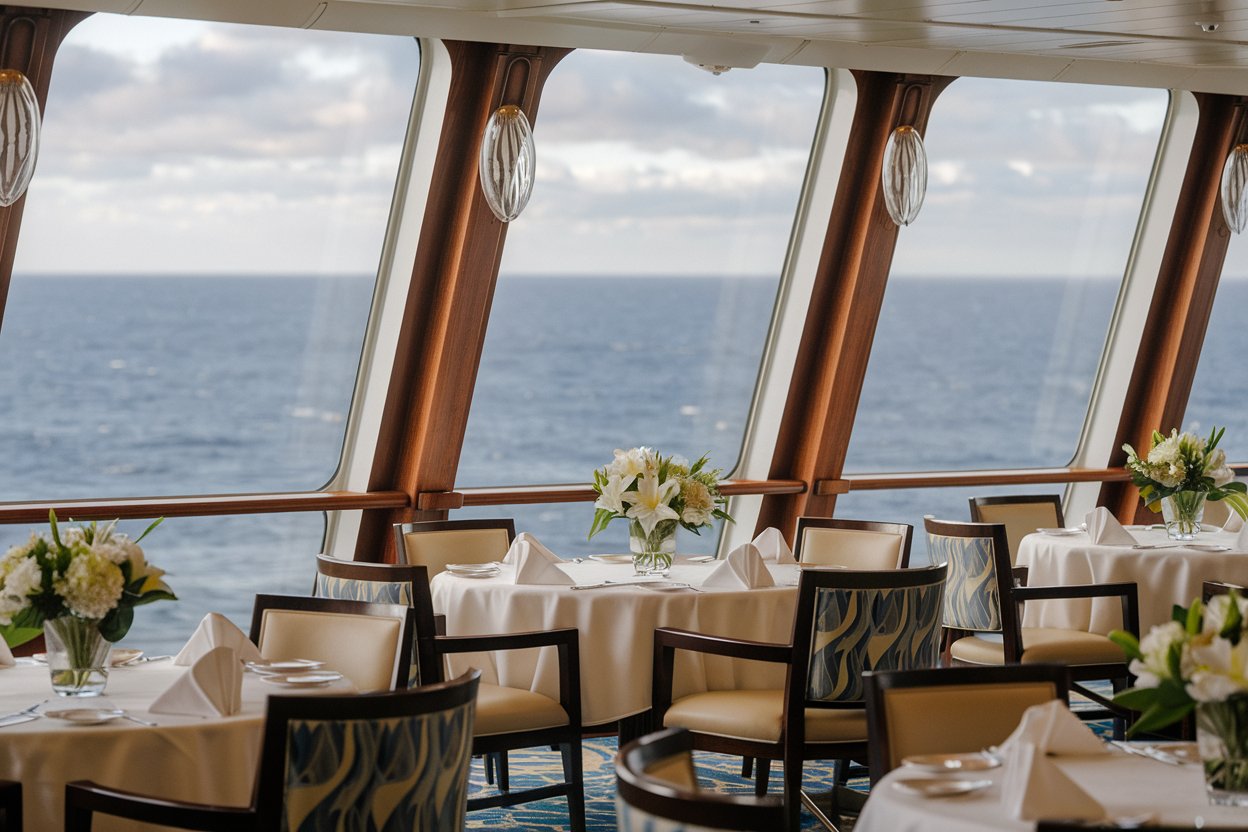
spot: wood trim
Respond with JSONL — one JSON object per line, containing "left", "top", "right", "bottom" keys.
{"left": 755, "top": 71, "right": 955, "bottom": 538}
{"left": 0, "top": 491, "right": 408, "bottom": 524}
{"left": 0, "top": 7, "right": 90, "bottom": 332}
{"left": 427, "top": 478, "right": 807, "bottom": 508}
{"left": 355, "top": 42, "right": 571, "bottom": 563}
{"left": 1100, "top": 92, "right": 1248, "bottom": 523}
{"left": 832, "top": 467, "right": 1134, "bottom": 492}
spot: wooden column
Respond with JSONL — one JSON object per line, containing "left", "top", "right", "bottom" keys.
{"left": 0, "top": 6, "right": 88, "bottom": 332}
{"left": 754, "top": 71, "right": 954, "bottom": 538}
{"left": 1100, "top": 93, "right": 1247, "bottom": 522}
{"left": 355, "top": 42, "right": 570, "bottom": 562}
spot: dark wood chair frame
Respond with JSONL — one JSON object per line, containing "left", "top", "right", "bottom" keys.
{"left": 968, "top": 494, "right": 1065, "bottom": 588}
{"left": 863, "top": 663, "right": 1071, "bottom": 783}
{"left": 926, "top": 517, "right": 1139, "bottom": 725}
{"left": 1202, "top": 580, "right": 1245, "bottom": 604}
{"left": 0, "top": 780, "right": 20, "bottom": 832}
{"left": 792, "top": 517, "right": 913, "bottom": 568}
{"left": 391, "top": 517, "right": 517, "bottom": 566}
{"left": 247, "top": 593, "right": 415, "bottom": 692}
{"left": 64, "top": 671, "right": 482, "bottom": 831}
{"left": 616, "top": 728, "right": 785, "bottom": 832}
{"left": 653, "top": 564, "right": 948, "bottom": 832}
{"left": 314, "top": 555, "right": 586, "bottom": 832}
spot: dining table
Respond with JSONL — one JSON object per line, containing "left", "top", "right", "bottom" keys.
{"left": 1015, "top": 526, "right": 1248, "bottom": 634}
{"left": 0, "top": 655, "right": 353, "bottom": 832}
{"left": 429, "top": 555, "right": 802, "bottom": 728}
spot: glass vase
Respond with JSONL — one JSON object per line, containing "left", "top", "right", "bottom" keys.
{"left": 44, "top": 615, "right": 111, "bottom": 697}
{"left": 1161, "top": 491, "right": 1206, "bottom": 541}
{"left": 1197, "top": 697, "right": 1248, "bottom": 806}
{"left": 629, "top": 519, "right": 676, "bottom": 576}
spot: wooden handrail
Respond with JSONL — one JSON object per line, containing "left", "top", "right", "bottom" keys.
{"left": 0, "top": 491, "right": 409, "bottom": 524}
{"left": 824, "top": 467, "right": 1135, "bottom": 493}
{"left": 425, "top": 479, "right": 808, "bottom": 509}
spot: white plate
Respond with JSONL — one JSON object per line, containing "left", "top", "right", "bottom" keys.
{"left": 901, "top": 752, "right": 1001, "bottom": 772}
{"left": 1186, "top": 543, "right": 1232, "bottom": 552}
{"left": 445, "top": 562, "right": 500, "bottom": 572}
{"left": 892, "top": 777, "right": 993, "bottom": 798}
{"left": 260, "top": 670, "right": 344, "bottom": 687}
{"left": 1037, "top": 527, "right": 1082, "bottom": 536}
{"left": 588, "top": 554, "right": 634, "bottom": 564}
{"left": 246, "top": 659, "right": 325, "bottom": 675}
{"left": 45, "top": 708, "right": 124, "bottom": 725}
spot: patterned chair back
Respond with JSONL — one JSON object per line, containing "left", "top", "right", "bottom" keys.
{"left": 924, "top": 518, "right": 1010, "bottom": 633}
{"left": 798, "top": 565, "right": 947, "bottom": 705}
{"left": 256, "top": 671, "right": 479, "bottom": 832}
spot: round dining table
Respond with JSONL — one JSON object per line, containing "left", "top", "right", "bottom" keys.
{"left": 429, "top": 556, "right": 802, "bottom": 727}
{"left": 1016, "top": 526, "right": 1248, "bottom": 634}
{"left": 0, "top": 658, "right": 351, "bottom": 831}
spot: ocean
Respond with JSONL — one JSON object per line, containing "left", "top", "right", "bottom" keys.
{"left": 0, "top": 274, "right": 1243, "bottom": 652}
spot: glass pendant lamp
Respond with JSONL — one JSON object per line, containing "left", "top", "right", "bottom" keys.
{"left": 479, "top": 104, "right": 535, "bottom": 222}
{"left": 1221, "top": 143, "right": 1248, "bottom": 234}
{"left": 0, "top": 69, "right": 39, "bottom": 207}
{"left": 881, "top": 125, "right": 927, "bottom": 227}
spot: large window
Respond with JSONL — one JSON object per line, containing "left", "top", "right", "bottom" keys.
{"left": 1188, "top": 269, "right": 1248, "bottom": 462}
{"left": 457, "top": 51, "right": 824, "bottom": 555}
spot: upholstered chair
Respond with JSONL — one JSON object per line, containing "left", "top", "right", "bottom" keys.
{"left": 393, "top": 518, "right": 515, "bottom": 578}
{"left": 65, "top": 671, "right": 481, "bottom": 831}
{"left": 968, "top": 494, "right": 1065, "bottom": 572}
{"left": 793, "top": 517, "right": 913, "bottom": 569}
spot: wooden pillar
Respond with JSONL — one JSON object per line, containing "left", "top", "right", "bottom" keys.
{"left": 1100, "top": 93, "right": 1247, "bottom": 522}
{"left": 0, "top": 6, "right": 88, "bottom": 332}
{"left": 754, "top": 71, "right": 954, "bottom": 538}
{"left": 355, "top": 42, "right": 571, "bottom": 562}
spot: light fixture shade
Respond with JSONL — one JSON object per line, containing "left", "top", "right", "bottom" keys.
{"left": 0, "top": 70, "right": 39, "bottom": 208}
{"left": 1221, "top": 143, "right": 1248, "bottom": 234}
{"left": 479, "top": 104, "right": 535, "bottom": 223}
{"left": 882, "top": 125, "right": 927, "bottom": 227}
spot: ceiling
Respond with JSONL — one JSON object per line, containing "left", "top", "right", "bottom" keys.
{"left": 41, "top": 0, "right": 1248, "bottom": 93}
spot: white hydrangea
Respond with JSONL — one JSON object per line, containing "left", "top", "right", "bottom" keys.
{"left": 0, "top": 556, "right": 42, "bottom": 624}
{"left": 680, "top": 480, "right": 714, "bottom": 527}
{"left": 53, "top": 550, "right": 123, "bottom": 620}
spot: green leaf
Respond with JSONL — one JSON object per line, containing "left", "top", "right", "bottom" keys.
{"left": 133, "top": 516, "right": 164, "bottom": 545}
{"left": 1186, "top": 601, "right": 1203, "bottom": 635}
{"left": 0, "top": 623, "right": 42, "bottom": 649}
{"left": 1108, "top": 629, "right": 1142, "bottom": 661}
{"left": 1128, "top": 701, "right": 1194, "bottom": 737}
{"left": 1113, "top": 685, "right": 1162, "bottom": 711}
{"left": 1222, "top": 590, "right": 1243, "bottom": 645}
{"left": 1172, "top": 604, "right": 1187, "bottom": 624}
{"left": 99, "top": 607, "right": 133, "bottom": 643}
{"left": 132, "top": 590, "right": 177, "bottom": 606}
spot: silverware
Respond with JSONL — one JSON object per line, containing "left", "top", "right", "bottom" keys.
{"left": 570, "top": 582, "right": 613, "bottom": 590}
{"left": 1131, "top": 544, "right": 1180, "bottom": 550}
{"left": 0, "top": 713, "right": 39, "bottom": 728}
{"left": 0, "top": 701, "right": 45, "bottom": 722}
{"left": 120, "top": 712, "right": 157, "bottom": 726}
{"left": 1110, "top": 740, "right": 1181, "bottom": 765}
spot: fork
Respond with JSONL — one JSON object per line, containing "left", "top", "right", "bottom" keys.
{"left": 0, "top": 700, "right": 45, "bottom": 721}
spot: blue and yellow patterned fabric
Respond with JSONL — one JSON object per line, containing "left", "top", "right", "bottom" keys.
{"left": 928, "top": 532, "right": 1003, "bottom": 632}
{"left": 283, "top": 699, "right": 475, "bottom": 831}
{"left": 313, "top": 573, "right": 422, "bottom": 686}
{"left": 805, "top": 582, "right": 944, "bottom": 702}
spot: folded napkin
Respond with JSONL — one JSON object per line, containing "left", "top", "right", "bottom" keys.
{"left": 1000, "top": 741, "right": 1105, "bottom": 822}
{"left": 0, "top": 638, "right": 12, "bottom": 667}
{"left": 1085, "top": 507, "right": 1137, "bottom": 546}
{"left": 1224, "top": 511, "right": 1244, "bottom": 533}
{"left": 174, "top": 612, "right": 262, "bottom": 666}
{"left": 752, "top": 527, "right": 797, "bottom": 564}
{"left": 151, "top": 645, "right": 243, "bottom": 717}
{"left": 511, "top": 535, "right": 574, "bottom": 585}
{"left": 998, "top": 700, "right": 1109, "bottom": 757}
{"left": 702, "top": 543, "right": 776, "bottom": 589}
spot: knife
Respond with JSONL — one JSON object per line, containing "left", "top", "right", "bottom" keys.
{"left": 0, "top": 713, "right": 39, "bottom": 728}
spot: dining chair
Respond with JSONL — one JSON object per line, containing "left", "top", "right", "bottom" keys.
{"left": 653, "top": 564, "right": 948, "bottom": 831}
{"left": 615, "top": 728, "right": 785, "bottom": 832}
{"left": 393, "top": 517, "right": 515, "bottom": 578}
{"left": 248, "top": 593, "right": 415, "bottom": 692}
{"left": 925, "top": 517, "right": 1137, "bottom": 726}
{"left": 64, "top": 670, "right": 481, "bottom": 831}
{"left": 968, "top": 494, "right": 1064, "bottom": 571}
{"left": 863, "top": 664, "right": 1069, "bottom": 782}
{"left": 1203, "top": 580, "right": 1246, "bottom": 603}
{"left": 793, "top": 517, "right": 913, "bottom": 569}
{"left": 0, "top": 781, "right": 20, "bottom": 831}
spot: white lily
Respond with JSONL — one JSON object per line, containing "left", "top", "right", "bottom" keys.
{"left": 623, "top": 474, "right": 680, "bottom": 536}
{"left": 594, "top": 474, "right": 629, "bottom": 516}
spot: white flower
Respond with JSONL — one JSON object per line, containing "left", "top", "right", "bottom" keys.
{"left": 0, "top": 556, "right": 41, "bottom": 624}
{"left": 623, "top": 474, "right": 680, "bottom": 536}
{"left": 594, "top": 474, "right": 629, "bottom": 515}
{"left": 54, "top": 550, "right": 124, "bottom": 620}
{"left": 680, "top": 480, "right": 714, "bottom": 527}
{"left": 607, "top": 447, "right": 652, "bottom": 480}
{"left": 1130, "top": 621, "right": 1187, "bottom": 688}
{"left": 1186, "top": 636, "right": 1248, "bottom": 702}
{"left": 1204, "top": 593, "right": 1248, "bottom": 636}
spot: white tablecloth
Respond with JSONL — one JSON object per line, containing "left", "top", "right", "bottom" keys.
{"left": 856, "top": 748, "right": 1247, "bottom": 830}
{"left": 430, "top": 557, "right": 802, "bottom": 726}
{"left": 0, "top": 659, "right": 352, "bottom": 831}
{"left": 1016, "top": 527, "right": 1248, "bottom": 634}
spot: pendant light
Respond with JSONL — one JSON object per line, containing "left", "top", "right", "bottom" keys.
{"left": 479, "top": 104, "right": 535, "bottom": 222}
{"left": 0, "top": 69, "right": 39, "bottom": 207}
{"left": 881, "top": 125, "right": 927, "bottom": 227}
{"left": 1220, "top": 143, "right": 1248, "bottom": 234}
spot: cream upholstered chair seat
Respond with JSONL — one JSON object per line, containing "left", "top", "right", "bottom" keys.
{"left": 950, "top": 628, "right": 1127, "bottom": 666}
{"left": 474, "top": 683, "right": 570, "bottom": 737}
{"left": 663, "top": 689, "right": 868, "bottom": 744}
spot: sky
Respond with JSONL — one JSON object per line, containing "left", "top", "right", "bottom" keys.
{"left": 9, "top": 13, "right": 1185, "bottom": 279}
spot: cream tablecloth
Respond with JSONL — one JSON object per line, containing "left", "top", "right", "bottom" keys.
{"left": 429, "top": 557, "right": 802, "bottom": 726}
{"left": 1016, "top": 527, "right": 1248, "bottom": 634}
{"left": 855, "top": 748, "right": 1247, "bottom": 830}
{"left": 0, "top": 659, "right": 351, "bottom": 831}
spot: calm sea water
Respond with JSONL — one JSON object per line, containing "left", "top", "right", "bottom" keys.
{"left": 0, "top": 274, "right": 1244, "bottom": 651}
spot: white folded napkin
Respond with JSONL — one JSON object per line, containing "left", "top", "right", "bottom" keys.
{"left": 752, "top": 527, "right": 797, "bottom": 564}
{"left": 997, "top": 700, "right": 1109, "bottom": 757}
{"left": 702, "top": 543, "right": 776, "bottom": 589}
{"left": 0, "top": 638, "right": 13, "bottom": 667}
{"left": 1238, "top": 523, "right": 1248, "bottom": 553}
{"left": 511, "top": 536, "right": 574, "bottom": 585}
{"left": 1084, "top": 507, "right": 1137, "bottom": 546}
{"left": 1000, "top": 741, "right": 1105, "bottom": 822}
{"left": 174, "top": 612, "right": 262, "bottom": 666}
{"left": 1223, "top": 510, "right": 1244, "bottom": 533}
{"left": 151, "top": 645, "right": 243, "bottom": 717}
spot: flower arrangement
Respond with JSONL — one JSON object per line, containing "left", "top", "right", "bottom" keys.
{"left": 0, "top": 510, "right": 175, "bottom": 645}
{"left": 588, "top": 448, "right": 731, "bottom": 570}
{"left": 1122, "top": 426, "right": 1248, "bottom": 518}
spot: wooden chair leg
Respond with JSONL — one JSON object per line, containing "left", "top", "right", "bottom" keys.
{"left": 483, "top": 753, "right": 495, "bottom": 785}
{"left": 561, "top": 741, "right": 586, "bottom": 832}
{"left": 495, "top": 750, "right": 509, "bottom": 792}
{"left": 741, "top": 756, "right": 754, "bottom": 778}
{"left": 754, "top": 759, "right": 771, "bottom": 796}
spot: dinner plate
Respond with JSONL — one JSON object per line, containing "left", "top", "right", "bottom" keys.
{"left": 46, "top": 708, "right": 125, "bottom": 725}
{"left": 260, "top": 670, "right": 344, "bottom": 687}
{"left": 246, "top": 659, "right": 326, "bottom": 675}
{"left": 892, "top": 777, "right": 992, "bottom": 798}
{"left": 446, "top": 563, "right": 501, "bottom": 577}
{"left": 1152, "top": 742, "right": 1200, "bottom": 765}
{"left": 900, "top": 752, "right": 1001, "bottom": 772}
{"left": 1036, "top": 527, "right": 1082, "bottom": 536}
{"left": 588, "top": 554, "right": 634, "bottom": 564}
